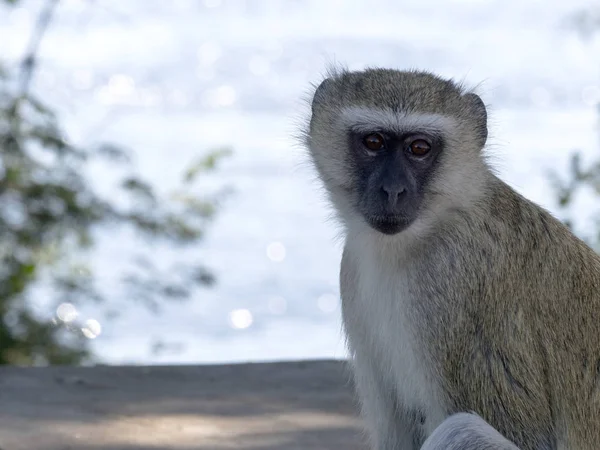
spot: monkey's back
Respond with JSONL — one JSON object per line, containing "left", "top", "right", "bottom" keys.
{"left": 426, "top": 176, "right": 600, "bottom": 449}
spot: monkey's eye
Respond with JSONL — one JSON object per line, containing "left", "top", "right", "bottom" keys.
{"left": 408, "top": 139, "right": 431, "bottom": 156}
{"left": 363, "top": 133, "right": 386, "bottom": 152}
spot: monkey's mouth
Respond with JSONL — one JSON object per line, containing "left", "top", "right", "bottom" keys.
{"left": 367, "top": 215, "right": 409, "bottom": 235}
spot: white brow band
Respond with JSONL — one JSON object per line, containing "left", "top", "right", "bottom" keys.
{"left": 338, "top": 106, "right": 455, "bottom": 134}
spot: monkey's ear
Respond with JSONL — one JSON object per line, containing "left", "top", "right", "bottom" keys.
{"left": 464, "top": 92, "right": 488, "bottom": 148}
{"left": 312, "top": 78, "right": 333, "bottom": 111}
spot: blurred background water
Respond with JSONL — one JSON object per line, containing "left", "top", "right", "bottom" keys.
{"left": 1, "top": 0, "right": 600, "bottom": 365}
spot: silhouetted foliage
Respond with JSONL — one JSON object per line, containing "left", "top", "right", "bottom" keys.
{"left": 0, "top": 0, "right": 229, "bottom": 365}
{"left": 550, "top": 7, "right": 600, "bottom": 246}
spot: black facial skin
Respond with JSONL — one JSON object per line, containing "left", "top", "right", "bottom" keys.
{"left": 348, "top": 129, "right": 444, "bottom": 235}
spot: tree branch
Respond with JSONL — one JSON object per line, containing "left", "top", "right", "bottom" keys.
{"left": 18, "top": 0, "right": 60, "bottom": 99}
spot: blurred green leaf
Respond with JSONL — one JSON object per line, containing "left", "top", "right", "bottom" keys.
{"left": 183, "top": 146, "right": 232, "bottom": 183}
{"left": 122, "top": 177, "right": 157, "bottom": 205}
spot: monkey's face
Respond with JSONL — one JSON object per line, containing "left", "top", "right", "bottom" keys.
{"left": 305, "top": 68, "right": 488, "bottom": 236}
{"left": 349, "top": 129, "right": 444, "bottom": 235}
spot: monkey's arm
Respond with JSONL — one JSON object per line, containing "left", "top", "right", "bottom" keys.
{"left": 420, "top": 413, "right": 521, "bottom": 450}
{"left": 341, "top": 249, "right": 419, "bottom": 450}
{"left": 350, "top": 349, "right": 420, "bottom": 450}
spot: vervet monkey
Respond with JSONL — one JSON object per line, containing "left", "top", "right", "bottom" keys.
{"left": 303, "top": 67, "right": 600, "bottom": 450}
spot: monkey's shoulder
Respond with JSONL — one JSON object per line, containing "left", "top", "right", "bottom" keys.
{"left": 483, "top": 181, "right": 600, "bottom": 296}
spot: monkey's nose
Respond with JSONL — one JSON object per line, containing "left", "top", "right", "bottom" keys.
{"left": 381, "top": 185, "right": 406, "bottom": 208}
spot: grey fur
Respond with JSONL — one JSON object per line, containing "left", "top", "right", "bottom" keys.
{"left": 303, "top": 67, "right": 600, "bottom": 450}
{"left": 421, "top": 413, "right": 520, "bottom": 450}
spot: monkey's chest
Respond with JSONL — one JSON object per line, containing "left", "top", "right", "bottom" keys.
{"left": 351, "top": 268, "right": 447, "bottom": 435}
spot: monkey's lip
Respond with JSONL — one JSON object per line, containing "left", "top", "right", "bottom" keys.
{"left": 366, "top": 215, "right": 409, "bottom": 235}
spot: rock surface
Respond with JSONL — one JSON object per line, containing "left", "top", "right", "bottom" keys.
{"left": 0, "top": 359, "right": 366, "bottom": 449}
